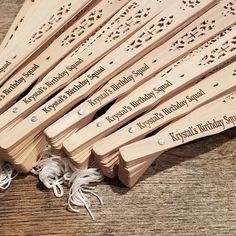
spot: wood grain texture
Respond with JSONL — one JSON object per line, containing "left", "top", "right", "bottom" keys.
{"left": 0, "top": 1, "right": 236, "bottom": 235}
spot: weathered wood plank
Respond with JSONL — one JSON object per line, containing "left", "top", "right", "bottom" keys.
{"left": 0, "top": 1, "right": 235, "bottom": 235}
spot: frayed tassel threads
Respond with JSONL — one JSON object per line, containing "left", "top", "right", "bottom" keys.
{"left": 31, "top": 146, "right": 71, "bottom": 197}
{"left": 0, "top": 161, "right": 17, "bottom": 190}
{"left": 31, "top": 145, "right": 103, "bottom": 220}
{"left": 68, "top": 169, "right": 104, "bottom": 221}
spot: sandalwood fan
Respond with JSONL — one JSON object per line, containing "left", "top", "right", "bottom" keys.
{"left": 0, "top": 0, "right": 170, "bottom": 172}
{"left": 62, "top": 28, "right": 235, "bottom": 162}
{"left": 118, "top": 90, "right": 236, "bottom": 187}
{"left": 0, "top": 0, "right": 95, "bottom": 86}
{"left": 93, "top": 61, "right": 236, "bottom": 177}
{"left": 0, "top": 0, "right": 165, "bottom": 131}
{"left": 0, "top": 0, "right": 217, "bottom": 171}
{"left": 0, "top": 0, "right": 235, "bottom": 221}
{"left": 0, "top": 0, "right": 131, "bottom": 112}
{"left": 46, "top": 0, "right": 236, "bottom": 152}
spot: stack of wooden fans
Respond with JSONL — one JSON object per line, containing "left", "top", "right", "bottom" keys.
{"left": 0, "top": 0, "right": 235, "bottom": 203}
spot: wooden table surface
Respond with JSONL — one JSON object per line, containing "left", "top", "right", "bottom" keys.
{"left": 0, "top": 1, "right": 236, "bottom": 235}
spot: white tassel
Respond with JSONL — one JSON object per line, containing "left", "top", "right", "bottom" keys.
{"left": 68, "top": 168, "right": 103, "bottom": 221}
{"left": 0, "top": 160, "right": 17, "bottom": 190}
{"left": 32, "top": 145, "right": 104, "bottom": 220}
{"left": 31, "top": 145, "right": 72, "bottom": 197}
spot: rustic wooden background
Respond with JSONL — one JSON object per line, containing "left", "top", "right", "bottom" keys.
{"left": 0, "top": 1, "right": 236, "bottom": 235}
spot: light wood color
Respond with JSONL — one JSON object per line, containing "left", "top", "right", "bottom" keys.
{"left": 0, "top": 2, "right": 236, "bottom": 233}
{"left": 119, "top": 91, "right": 236, "bottom": 187}
{"left": 0, "top": 0, "right": 93, "bottom": 86}
{"left": 93, "top": 61, "right": 236, "bottom": 177}
{"left": 0, "top": 0, "right": 170, "bottom": 172}
{"left": 63, "top": 27, "right": 236, "bottom": 159}
{"left": 0, "top": 0, "right": 130, "bottom": 113}
{"left": 0, "top": 0, "right": 162, "bottom": 133}
{"left": 0, "top": 0, "right": 36, "bottom": 52}
{"left": 0, "top": 0, "right": 216, "bottom": 164}
{"left": 45, "top": 0, "right": 235, "bottom": 150}
{"left": 0, "top": 0, "right": 190, "bottom": 170}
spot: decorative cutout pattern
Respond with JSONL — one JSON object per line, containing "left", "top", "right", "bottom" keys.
{"left": 29, "top": 3, "right": 72, "bottom": 44}
{"left": 3, "top": 16, "right": 25, "bottom": 49}
{"left": 105, "top": 7, "right": 151, "bottom": 43}
{"left": 222, "top": 1, "right": 236, "bottom": 17}
{"left": 126, "top": 15, "right": 174, "bottom": 51}
{"left": 129, "top": 0, "right": 214, "bottom": 54}
{"left": 185, "top": 27, "right": 233, "bottom": 58}
{"left": 70, "top": 1, "right": 152, "bottom": 58}
{"left": 169, "top": 19, "right": 216, "bottom": 51}
{"left": 109, "top": 1, "right": 139, "bottom": 26}
{"left": 180, "top": 0, "right": 201, "bottom": 11}
{"left": 61, "top": 9, "right": 103, "bottom": 46}
{"left": 198, "top": 36, "right": 236, "bottom": 66}
{"left": 199, "top": 58, "right": 236, "bottom": 79}
{"left": 160, "top": 27, "right": 234, "bottom": 78}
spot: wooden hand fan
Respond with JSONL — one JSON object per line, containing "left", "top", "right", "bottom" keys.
{"left": 0, "top": 0, "right": 93, "bottom": 86}
{"left": 44, "top": 0, "right": 236, "bottom": 150}
{"left": 8, "top": 26, "right": 236, "bottom": 172}
{"left": 0, "top": 0, "right": 217, "bottom": 171}
{"left": 0, "top": 0, "right": 235, "bottom": 220}
{"left": 0, "top": 0, "right": 36, "bottom": 53}
{"left": 0, "top": 0, "right": 163, "bottom": 133}
{"left": 0, "top": 0, "right": 171, "bottom": 172}
{"left": 118, "top": 90, "right": 236, "bottom": 187}
{"left": 61, "top": 27, "right": 235, "bottom": 167}
{"left": 92, "top": 61, "right": 236, "bottom": 177}
{"left": 0, "top": 0, "right": 130, "bottom": 113}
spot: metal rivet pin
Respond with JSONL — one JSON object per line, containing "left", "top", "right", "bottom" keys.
{"left": 31, "top": 116, "right": 38, "bottom": 122}
{"left": 128, "top": 127, "right": 135, "bottom": 134}
{"left": 12, "top": 107, "right": 19, "bottom": 113}
{"left": 96, "top": 122, "right": 102, "bottom": 127}
{"left": 158, "top": 138, "right": 165, "bottom": 145}
{"left": 78, "top": 109, "right": 85, "bottom": 115}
